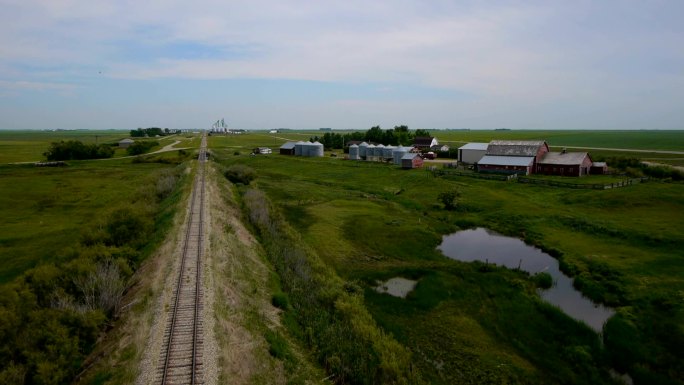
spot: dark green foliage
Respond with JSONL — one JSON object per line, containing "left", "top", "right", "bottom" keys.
{"left": 129, "top": 127, "right": 171, "bottom": 137}
{"left": 533, "top": 272, "right": 553, "bottom": 289}
{"left": 571, "top": 258, "right": 627, "bottom": 306}
{"left": 265, "top": 330, "right": 291, "bottom": 360}
{"left": 438, "top": 190, "right": 460, "bottom": 210}
{"left": 224, "top": 164, "right": 256, "bottom": 185}
{"left": 598, "top": 156, "right": 684, "bottom": 180}
{"left": 126, "top": 140, "right": 158, "bottom": 155}
{"left": 44, "top": 140, "right": 113, "bottom": 161}
{"left": 271, "top": 292, "right": 289, "bottom": 310}
{"left": 104, "top": 207, "right": 153, "bottom": 248}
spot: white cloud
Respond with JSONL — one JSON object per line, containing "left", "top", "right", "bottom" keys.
{"left": 1, "top": 0, "right": 683, "bottom": 129}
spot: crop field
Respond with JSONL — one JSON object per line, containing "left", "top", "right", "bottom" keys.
{"left": 211, "top": 131, "right": 684, "bottom": 384}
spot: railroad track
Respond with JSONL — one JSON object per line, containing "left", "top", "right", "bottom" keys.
{"left": 157, "top": 136, "right": 207, "bottom": 385}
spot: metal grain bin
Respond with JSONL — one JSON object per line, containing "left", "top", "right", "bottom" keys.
{"left": 359, "top": 142, "right": 368, "bottom": 158}
{"left": 374, "top": 144, "right": 385, "bottom": 158}
{"left": 349, "top": 144, "right": 360, "bottom": 160}
{"left": 393, "top": 146, "right": 408, "bottom": 165}
{"left": 312, "top": 141, "right": 324, "bottom": 157}
{"left": 294, "top": 141, "right": 306, "bottom": 156}
{"left": 383, "top": 145, "right": 395, "bottom": 159}
{"left": 366, "top": 144, "right": 376, "bottom": 161}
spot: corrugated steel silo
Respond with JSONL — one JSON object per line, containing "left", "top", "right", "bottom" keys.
{"left": 359, "top": 142, "right": 368, "bottom": 159}
{"left": 349, "top": 144, "right": 360, "bottom": 160}
{"left": 374, "top": 144, "right": 385, "bottom": 159}
{"left": 312, "top": 141, "right": 324, "bottom": 157}
{"left": 294, "top": 141, "right": 305, "bottom": 156}
{"left": 366, "top": 144, "right": 376, "bottom": 161}
{"left": 393, "top": 146, "right": 408, "bottom": 165}
{"left": 383, "top": 145, "right": 395, "bottom": 159}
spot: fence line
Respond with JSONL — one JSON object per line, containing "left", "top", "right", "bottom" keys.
{"left": 431, "top": 169, "right": 649, "bottom": 189}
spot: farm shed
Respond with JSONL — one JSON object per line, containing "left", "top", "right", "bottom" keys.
{"left": 413, "top": 136, "right": 439, "bottom": 150}
{"left": 591, "top": 162, "right": 608, "bottom": 175}
{"left": 401, "top": 153, "right": 424, "bottom": 169}
{"left": 477, "top": 155, "right": 535, "bottom": 175}
{"left": 536, "top": 151, "right": 593, "bottom": 177}
{"left": 279, "top": 142, "right": 296, "bottom": 155}
{"left": 457, "top": 143, "right": 488, "bottom": 164}
{"left": 119, "top": 138, "right": 134, "bottom": 148}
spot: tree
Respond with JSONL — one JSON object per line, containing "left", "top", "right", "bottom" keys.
{"left": 365, "top": 125, "right": 384, "bottom": 143}
{"left": 414, "top": 129, "right": 431, "bottom": 137}
{"left": 438, "top": 190, "right": 460, "bottom": 210}
{"left": 393, "top": 125, "right": 411, "bottom": 145}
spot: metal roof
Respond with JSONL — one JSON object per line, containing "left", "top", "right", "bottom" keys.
{"left": 458, "top": 142, "right": 489, "bottom": 150}
{"left": 279, "top": 142, "right": 296, "bottom": 149}
{"left": 478, "top": 155, "right": 534, "bottom": 167}
{"left": 539, "top": 152, "right": 590, "bottom": 165}
{"left": 119, "top": 138, "right": 134, "bottom": 143}
{"left": 401, "top": 153, "right": 420, "bottom": 160}
{"left": 486, "top": 140, "right": 546, "bottom": 156}
{"left": 592, "top": 162, "right": 607, "bottom": 167}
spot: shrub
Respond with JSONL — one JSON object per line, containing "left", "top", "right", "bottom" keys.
{"left": 224, "top": 165, "right": 256, "bottom": 185}
{"left": 438, "top": 190, "right": 460, "bottom": 210}
{"left": 44, "top": 140, "right": 113, "bottom": 160}
{"left": 533, "top": 272, "right": 553, "bottom": 289}
{"left": 271, "top": 292, "right": 289, "bottom": 310}
{"left": 126, "top": 141, "right": 158, "bottom": 156}
{"left": 104, "top": 208, "right": 152, "bottom": 248}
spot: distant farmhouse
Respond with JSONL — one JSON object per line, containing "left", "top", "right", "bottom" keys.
{"left": 413, "top": 136, "right": 439, "bottom": 150}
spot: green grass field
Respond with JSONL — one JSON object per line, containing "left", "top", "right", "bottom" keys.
{"left": 211, "top": 131, "right": 684, "bottom": 384}
{"left": 0, "top": 130, "right": 196, "bottom": 163}
{"left": 0, "top": 158, "right": 185, "bottom": 283}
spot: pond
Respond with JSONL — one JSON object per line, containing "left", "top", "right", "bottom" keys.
{"left": 437, "top": 228, "right": 615, "bottom": 333}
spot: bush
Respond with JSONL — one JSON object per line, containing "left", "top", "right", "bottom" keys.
{"left": 224, "top": 165, "right": 256, "bottom": 185}
{"left": 104, "top": 208, "right": 153, "bottom": 248}
{"left": 438, "top": 190, "right": 460, "bottom": 210}
{"left": 271, "top": 292, "right": 289, "bottom": 310}
{"left": 533, "top": 272, "right": 553, "bottom": 289}
{"left": 126, "top": 141, "right": 158, "bottom": 156}
{"left": 44, "top": 140, "right": 114, "bottom": 161}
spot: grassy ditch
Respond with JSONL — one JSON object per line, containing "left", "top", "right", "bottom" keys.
{"left": 212, "top": 145, "right": 683, "bottom": 385}
{"left": 0, "top": 158, "right": 190, "bottom": 384}
{"left": 239, "top": 187, "right": 420, "bottom": 384}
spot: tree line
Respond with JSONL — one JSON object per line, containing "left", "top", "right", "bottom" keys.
{"left": 311, "top": 125, "right": 431, "bottom": 150}
{"left": 129, "top": 127, "right": 177, "bottom": 137}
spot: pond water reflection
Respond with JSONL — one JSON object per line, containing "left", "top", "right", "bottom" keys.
{"left": 438, "top": 228, "right": 614, "bottom": 332}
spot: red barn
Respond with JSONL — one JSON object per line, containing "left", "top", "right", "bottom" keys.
{"left": 537, "top": 151, "right": 593, "bottom": 176}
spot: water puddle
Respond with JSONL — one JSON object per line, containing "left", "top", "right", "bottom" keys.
{"left": 437, "top": 228, "right": 615, "bottom": 332}
{"left": 375, "top": 277, "right": 418, "bottom": 298}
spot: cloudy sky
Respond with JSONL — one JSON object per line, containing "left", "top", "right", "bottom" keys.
{"left": 1, "top": 0, "right": 682, "bottom": 130}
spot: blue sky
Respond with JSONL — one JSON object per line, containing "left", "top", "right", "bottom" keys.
{"left": 1, "top": 0, "right": 682, "bottom": 130}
